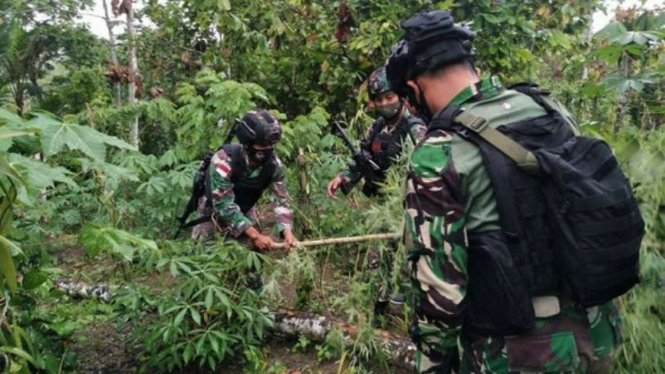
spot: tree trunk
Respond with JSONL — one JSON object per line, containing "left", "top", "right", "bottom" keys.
{"left": 126, "top": 0, "right": 140, "bottom": 148}
{"left": 102, "top": 0, "right": 122, "bottom": 107}
{"left": 616, "top": 54, "right": 631, "bottom": 132}
{"left": 54, "top": 279, "right": 114, "bottom": 302}
{"left": 273, "top": 310, "right": 416, "bottom": 370}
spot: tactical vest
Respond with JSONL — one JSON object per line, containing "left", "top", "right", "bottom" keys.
{"left": 367, "top": 115, "right": 422, "bottom": 171}
{"left": 205, "top": 143, "right": 276, "bottom": 214}
{"left": 426, "top": 84, "right": 643, "bottom": 336}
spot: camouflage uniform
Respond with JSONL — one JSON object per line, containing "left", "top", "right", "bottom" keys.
{"left": 339, "top": 110, "right": 427, "bottom": 191}
{"left": 191, "top": 146, "right": 293, "bottom": 243}
{"left": 336, "top": 110, "right": 426, "bottom": 307}
{"left": 403, "top": 77, "right": 623, "bottom": 374}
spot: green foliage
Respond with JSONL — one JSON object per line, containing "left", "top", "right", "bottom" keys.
{"left": 117, "top": 241, "right": 274, "bottom": 373}
{"left": 175, "top": 69, "right": 271, "bottom": 159}
{"left": 78, "top": 224, "right": 160, "bottom": 262}
{"left": 40, "top": 67, "right": 111, "bottom": 115}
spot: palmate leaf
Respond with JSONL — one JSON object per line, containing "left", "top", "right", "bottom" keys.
{"left": 595, "top": 21, "right": 628, "bottom": 42}
{"left": 0, "top": 108, "right": 27, "bottom": 126}
{"left": 0, "top": 128, "right": 31, "bottom": 139}
{"left": 79, "top": 224, "right": 159, "bottom": 262}
{"left": 27, "top": 112, "right": 136, "bottom": 161}
{"left": 78, "top": 158, "right": 140, "bottom": 183}
{"left": 602, "top": 73, "right": 659, "bottom": 94}
{"left": 0, "top": 156, "right": 25, "bottom": 186}
{"left": 0, "top": 109, "right": 39, "bottom": 152}
{"left": 8, "top": 154, "right": 76, "bottom": 191}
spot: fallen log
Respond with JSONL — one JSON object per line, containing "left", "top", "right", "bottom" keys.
{"left": 273, "top": 309, "right": 416, "bottom": 369}
{"left": 54, "top": 279, "right": 114, "bottom": 302}
{"left": 274, "top": 232, "right": 401, "bottom": 249}
{"left": 53, "top": 279, "right": 416, "bottom": 370}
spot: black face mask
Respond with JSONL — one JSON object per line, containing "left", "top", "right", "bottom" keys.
{"left": 246, "top": 146, "right": 273, "bottom": 165}
{"left": 406, "top": 82, "right": 433, "bottom": 123}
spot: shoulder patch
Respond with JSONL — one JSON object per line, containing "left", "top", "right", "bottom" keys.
{"left": 212, "top": 150, "right": 232, "bottom": 179}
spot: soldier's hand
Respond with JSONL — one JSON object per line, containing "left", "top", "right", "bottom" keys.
{"left": 253, "top": 234, "right": 275, "bottom": 251}
{"left": 327, "top": 175, "right": 343, "bottom": 200}
{"left": 283, "top": 230, "right": 298, "bottom": 250}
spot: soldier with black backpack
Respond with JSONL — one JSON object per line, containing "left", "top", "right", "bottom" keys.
{"left": 386, "top": 10, "right": 644, "bottom": 374}
{"left": 177, "top": 109, "right": 298, "bottom": 251}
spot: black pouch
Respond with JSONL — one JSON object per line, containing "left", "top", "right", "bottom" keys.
{"left": 463, "top": 231, "right": 535, "bottom": 336}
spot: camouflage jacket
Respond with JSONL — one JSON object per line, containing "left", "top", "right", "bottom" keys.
{"left": 403, "top": 78, "right": 622, "bottom": 373}
{"left": 340, "top": 109, "right": 427, "bottom": 187}
{"left": 207, "top": 146, "right": 293, "bottom": 238}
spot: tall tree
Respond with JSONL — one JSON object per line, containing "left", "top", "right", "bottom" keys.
{"left": 0, "top": 17, "right": 56, "bottom": 115}
{"left": 103, "top": 0, "right": 122, "bottom": 106}
{"left": 114, "top": 0, "right": 141, "bottom": 147}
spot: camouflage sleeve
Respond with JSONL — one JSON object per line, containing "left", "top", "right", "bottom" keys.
{"left": 339, "top": 165, "right": 360, "bottom": 185}
{"left": 403, "top": 130, "right": 468, "bottom": 372}
{"left": 269, "top": 158, "right": 293, "bottom": 233}
{"left": 209, "top": 150, "right": 253, "bottom": 237}
{"left": 409, "top": 121, "right": 428, "bottom": 143}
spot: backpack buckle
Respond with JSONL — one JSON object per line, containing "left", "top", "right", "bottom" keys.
{"left": 468, "top": 117, "right": 488, "bottom": 132}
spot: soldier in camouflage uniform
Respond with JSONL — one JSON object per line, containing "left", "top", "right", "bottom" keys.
{"left": 327, "top": 67, "right": 427, "bottom": 314}
{"left": 192, "top": 109, "right": 298, "bottom": 251}
{"left": 386, "top": 11, "right": 623, "bottom": 374}
{"left": 327, "top": 67, "right": 427, "bottom": 199}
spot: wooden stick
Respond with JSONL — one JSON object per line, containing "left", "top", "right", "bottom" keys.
{"left": 273, "top": 232, "right": 401, "bottom": 249}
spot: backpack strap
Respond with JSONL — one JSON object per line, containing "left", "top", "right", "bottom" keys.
{"left": 509, "top": 83, "right": 580, "bottom": 135}
{"left": 222, "top": 143, "right": 246, "bottom": 182}
{"left": 454, "top": 111, "right": 540, "bottom": 173}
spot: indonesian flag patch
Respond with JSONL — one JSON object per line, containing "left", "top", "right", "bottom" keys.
{"left": 215, "top": 161, "right": 231, "bottom": 178}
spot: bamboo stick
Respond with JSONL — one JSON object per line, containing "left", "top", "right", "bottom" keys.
{"left": 273, "top": 232, "right": 401, "bottom": 249}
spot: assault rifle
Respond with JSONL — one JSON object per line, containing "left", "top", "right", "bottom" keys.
{"left": 331, "top": 121, "right": 381, "bottom": 197}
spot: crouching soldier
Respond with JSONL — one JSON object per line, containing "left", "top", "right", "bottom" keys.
{"left": 192, "top": 109, "right": 298, "bottom": 251}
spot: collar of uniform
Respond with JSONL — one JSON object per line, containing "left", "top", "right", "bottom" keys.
{"left": 449, "top": 76, "right": 503, "bottom": 108}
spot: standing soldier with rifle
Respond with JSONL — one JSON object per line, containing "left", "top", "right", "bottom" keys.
{"left": 327, "top": 67, "right": 427, "bottom": 198}
{"left": 327, "top": 67, "right": 427, "bottom": 318}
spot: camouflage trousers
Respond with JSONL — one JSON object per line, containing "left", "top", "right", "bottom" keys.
{"left": 408, "top": 258, "right": 622, "bottom": 374}
{"left": 191, "top": 208, "right": 264, "bottom": 292}
{"left": 191, "top": 206, "right": 260, "bottom": 244}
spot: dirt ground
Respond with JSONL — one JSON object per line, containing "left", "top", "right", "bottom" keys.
{"left": 70, "top": 322, "right": 407, "bottom": 374}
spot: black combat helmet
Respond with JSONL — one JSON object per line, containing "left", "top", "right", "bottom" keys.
{"left": 236, "top": 109, "right": 282, "bottom": 146}
{"left": 386, "top": 10, "right": 475, "bottom": 116}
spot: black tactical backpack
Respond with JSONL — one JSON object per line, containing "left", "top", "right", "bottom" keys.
{"left": 432, "top": 83, "right": 644, "bottom": 309}
{"left": 174, "top": 150, "right": 217, "bottom": 238}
